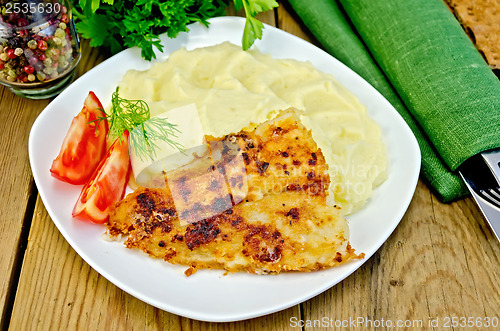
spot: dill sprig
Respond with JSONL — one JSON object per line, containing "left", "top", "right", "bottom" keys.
{"left": 131, "top": 117, "right": 184, "bottom": 161}
{"left": 97, "top": 87, "right": 184, "bottom": 161}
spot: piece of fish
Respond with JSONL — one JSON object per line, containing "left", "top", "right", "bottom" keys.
{"left": 107, "top": 109, "right": 361, "bottom": 274}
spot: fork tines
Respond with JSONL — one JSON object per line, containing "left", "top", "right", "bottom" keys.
{"left": 479, "top": 188, "right": 500, "bottom": 209}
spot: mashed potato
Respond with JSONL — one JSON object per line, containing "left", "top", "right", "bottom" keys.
{"left": 118, "top": 42, "right": 387, "bottom": 214}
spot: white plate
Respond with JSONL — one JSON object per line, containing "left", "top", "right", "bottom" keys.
{"left": 29, "top": 17, "right": 420, "bottom": 322}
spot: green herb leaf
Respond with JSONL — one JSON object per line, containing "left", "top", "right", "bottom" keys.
{"left": 242, "top": 16, "right": 263, "bottom": 50}
{"left": 75, "top": 14, "right": 111, "bottom": 47}
{"left": 91, "top": 0, "right": 100, "bottom": 13}
{"left": 233, "top": 0, "right": 243, "bottom": 11}
{"left": 71, "top": 0, "right": 228, "bottom": 59}
{"left": 97, "top": 88, "right": 183, "bottom": 161}
{"left": 71, "top": 0, "right": 277, "bottom": 61}
{"left": 240, "top": 0, "right": 278, "bottom": 50}
{"left": 245, "top": 0, "right": 278, "bottom": 16}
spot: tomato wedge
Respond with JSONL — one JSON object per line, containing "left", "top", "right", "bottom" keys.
{"left": 50, "top": 92, "right": 109, "bottom": 184}
{"left": 72, "top": 132, "right": 131, "bottom": 223}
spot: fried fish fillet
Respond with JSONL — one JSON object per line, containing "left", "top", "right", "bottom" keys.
{"left": 108, "top": 189, "right": 358, "bottom": 274}
{"left": 147, "top": 109, "right": 330, "bottom": 225}
{"left": 107, "top": 109, "right": 361, "bottom": 274}
{"left": 207, "top": 109, "right": 330, "bottom": 202}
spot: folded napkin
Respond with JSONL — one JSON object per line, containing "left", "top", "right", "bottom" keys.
{"left": 287, "top": 0, "right": 500, "bottom": 202}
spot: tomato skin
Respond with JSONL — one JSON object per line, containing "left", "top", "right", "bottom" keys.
{"left": 50, "top": 92, "right": 108, "bottom": 185}
{"left": 72, "top": 132, "right": 131, "bottom": 224}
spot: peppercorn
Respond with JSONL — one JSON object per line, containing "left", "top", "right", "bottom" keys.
{"left": 38, "top": 40, "right": 48, "bottom": 51}
{"left": 43, "top": 66, "right": 53, "bottom": 75}
{"left": 24, "top": 65, "right": 34, "bottom": 75}
{"left": 17, "top": 18, "right": 28, "bottom": 27}
{"left": 7, "top": 49, "right": 16, "bottom": 59}
{"left": 54, "top": 28, "right": 65, "bottom": 39}
{"left": 43, "top": 58, "right": 52, "bottom": 66}
{"left": 36, "top": 72, "right": 46, "bottom": 81}
{"left": 27, "top": 56, "right": 38, "bottom": 65}
{"left": 27, "top": 39, "right": 38, "bottom": 49}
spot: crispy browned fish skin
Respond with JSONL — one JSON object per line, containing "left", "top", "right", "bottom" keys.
{"left": 107, "top": 109, "right": 361, "bottom": 274}
{"left": 207, "top": 109, "right": 330, "bottom": 202}
{"left": 108, "top": 189, "right": 358, "bottom": 274}
{"left": 147, "top": 110, "right": 327, "bottom": 224}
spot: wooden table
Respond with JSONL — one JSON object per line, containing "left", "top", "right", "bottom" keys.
{"left": 1, "top": 4, "right": 499, "bottom": 330}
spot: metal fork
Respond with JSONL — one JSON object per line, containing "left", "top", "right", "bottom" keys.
{"left": 459, "top": 149, "right": 500, "bottom": 241}
{"left": 478, "top": 151, "right": 500, "bottom": 206}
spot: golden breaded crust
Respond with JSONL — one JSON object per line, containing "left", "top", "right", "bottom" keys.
{"left": 207, "top": 109, "right": 330, "bottom": 202}
{"left": 150, "top": 109, "right": 331, "bottom": 225}
{"left": 107, "top": 109, "right": 361, "bottom": 275}
{"left": 108, "top": 189, "right": 359, "bottom": 274}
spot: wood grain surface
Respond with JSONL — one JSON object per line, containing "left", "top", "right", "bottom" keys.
{"left": 1, "top": 2, "right": 499, "bottom": 330}
{"left": 0, "top": 88, "right": 47, "bottom": 329}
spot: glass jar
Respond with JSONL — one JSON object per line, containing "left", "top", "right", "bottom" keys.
{"left": 0, "top": 0, "right": 80, "bottom": 99}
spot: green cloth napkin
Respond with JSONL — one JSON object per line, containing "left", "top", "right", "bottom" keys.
{"left": 287, "top": 0, "right": 500, "bottom": 202}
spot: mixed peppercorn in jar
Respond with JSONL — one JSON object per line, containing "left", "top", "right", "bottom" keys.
{"left": 0, "top": 0, "right": 80, "bottom": 98}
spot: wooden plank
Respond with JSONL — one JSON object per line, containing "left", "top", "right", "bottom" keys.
{"left": 0, "top": 82, "right": 49, "bottom": 328}
{"left": 74, "top": 39, "right": 108, "bottom": 78}
{"left": 428, "top": 193, "right": 500, "bottom": 317}
{"left": 276, "top": 2, "right": 318, "bottom": 45}
{"left": 226, "top": 2, "right": 276, "bottom": 25}
{"left": 0, "top": 38, "right": 106, "bottom": 329}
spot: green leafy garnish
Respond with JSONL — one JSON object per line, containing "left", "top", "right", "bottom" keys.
{"left": 234, "top": 0, "right": 279, "bottom": 50}
{"left": 98, "top": 88, "right": 184, "bottom": 161}
{"left": 71, "top": 0, "right": 279, "bottom": 61}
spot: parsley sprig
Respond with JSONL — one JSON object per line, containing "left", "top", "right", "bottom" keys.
{"left": 234, "top": 0, "right": 278, "bottom": 50}
{"left": 71, "top": 0, "right": 278, "bottom": 61}
{"left": 99, "top": 88, "right": 183, "bottom": 161}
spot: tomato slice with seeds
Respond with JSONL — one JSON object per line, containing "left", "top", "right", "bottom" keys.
{"left": 50, "top": 92, "right": 108, "bottom": 184}
{"left": 72, "top": 132, "right": 131, "bottom": 224}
